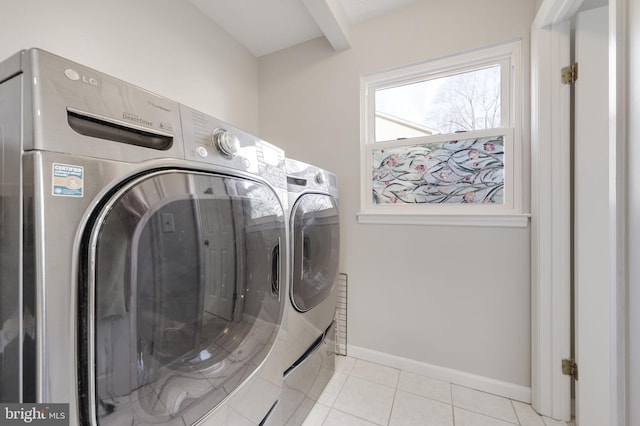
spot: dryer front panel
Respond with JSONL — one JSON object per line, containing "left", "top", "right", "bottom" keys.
{"left": 82, "top": 170, "right": 286, "bottom": 426}
{"left": 290, "top": 194, "right": 340, "bottom": 313}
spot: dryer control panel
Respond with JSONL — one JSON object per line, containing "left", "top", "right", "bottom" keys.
{"left": 285, "top": 158, "right": 339, "bottom": 199}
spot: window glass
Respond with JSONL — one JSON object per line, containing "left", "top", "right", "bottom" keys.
{"left": 372, "top": 135, "right": 504, "bottom": 205}
{"left": 360, "top": 41, "right": 524, "bottom": 223}
{"left": 374, "top": 65, "right": 501, "bottom": 141}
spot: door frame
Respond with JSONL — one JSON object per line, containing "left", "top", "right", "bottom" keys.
{"left": 530, "top": 0, "right": 627, "bottom": 423}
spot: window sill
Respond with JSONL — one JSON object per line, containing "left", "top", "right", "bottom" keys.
{"left": 356, "top": 212, "right": 530, "bottom": 228}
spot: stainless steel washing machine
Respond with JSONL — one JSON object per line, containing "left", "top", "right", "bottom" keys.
{"left": 0, "top": 48, "right": 288, "bottom": 425}
{"left": 281, "top": 159, "right": 339, "bottom": 425}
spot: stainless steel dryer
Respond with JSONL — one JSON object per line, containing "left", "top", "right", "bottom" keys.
{"left": 281, "top": 159, "right": 339, "bottom": 425}
{"left": 0, "top": 48, "right": 288, "bottom": 425}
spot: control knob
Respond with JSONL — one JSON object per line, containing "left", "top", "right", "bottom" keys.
{"left": 212, "top": 128, "right": 239, "bottom": 158}
{"left": 315, "top": 171, "right": 326, "bottom": 184}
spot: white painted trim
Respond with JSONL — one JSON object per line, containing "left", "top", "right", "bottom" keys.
{"left": 348, "top": 344, "right": 531, "bottom": 403}
{"left": 302, "top": 0, "right": 351, "bottom": 51}
{"left": 623, "top": 2, "right": 638, "bottom": 424}
{"left": 609, "top": 0, "right": 627, "bottom": 424}
{"left": 531, "top": 0, "right": 627, "bottom": 424}
{"left": 530, "top": 0, "right": 578, "bottom": 421}
{"left": 356, "top": 212, "right": 530, "bottom": 227}
{"left": 533, "top": 0, "right": 585, "bottom": 28}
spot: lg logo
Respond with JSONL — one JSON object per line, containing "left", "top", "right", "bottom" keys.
{"left": 64, "top": 68, "right": 98, "bottom": 86}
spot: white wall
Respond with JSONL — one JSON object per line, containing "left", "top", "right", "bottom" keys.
{"left": 0, "top": 0, "right": 259, "bottom": 133}
{"left": 259, "top": 0, "right": 534, "bottom": 392}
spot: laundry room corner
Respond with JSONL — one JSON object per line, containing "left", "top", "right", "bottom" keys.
{"left": 258, "top": 0, "right": 535, "bottom": 400}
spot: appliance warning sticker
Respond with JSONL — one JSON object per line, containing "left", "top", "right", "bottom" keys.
{"left": 52, "top": 163, "right": 84, "bottom": 197}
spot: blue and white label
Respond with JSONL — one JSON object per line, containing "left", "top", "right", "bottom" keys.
{"left": 52, "top": 163, "right": 84, "bottom": 197}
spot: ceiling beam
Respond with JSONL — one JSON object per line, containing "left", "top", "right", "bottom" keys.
{"left": 302, "top": 0, "right": 351, "bottom": 51}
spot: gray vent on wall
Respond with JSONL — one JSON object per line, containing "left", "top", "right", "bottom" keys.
{"left": 335, "top": 273, "right": 348, "bottom": 356}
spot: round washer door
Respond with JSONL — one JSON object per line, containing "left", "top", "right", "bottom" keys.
{"left": 290, "top": 193, "right": 340, "bottom": 312}
{"left": 82, "top": 170, "right": 286, "bottom": 426}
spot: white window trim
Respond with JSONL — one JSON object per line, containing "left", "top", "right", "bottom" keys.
{"left": 358, "top": 40, "right": 528, "bottom": 227}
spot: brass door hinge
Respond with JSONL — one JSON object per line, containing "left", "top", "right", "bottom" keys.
{"left": 561, "top": 63, "right": 578, "bottom": 84}
{"left": 562, "top": 358, "right": 578, "bottom": 380}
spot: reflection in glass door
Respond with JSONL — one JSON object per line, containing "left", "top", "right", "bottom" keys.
{"left": 83, "top": 170, "right": 286, "bottom": 426}
{"left": 198, "top": 178, "right": 238, "bottom": 322}
{"left": 291, "top": 194, "right": 340, "bottom": 312}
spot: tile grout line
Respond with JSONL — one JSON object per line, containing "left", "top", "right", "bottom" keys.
{"left": 393, "top": 372, "right": 459, "bottom": 407}
{"left": 330, "top": 407, "right": 387, "bottom": 426}
{"left": 326, "top": 358, "right": 551, "bottom": 426}
{"left": 385, "top": 384, "right": 399, "bottom": 426}
{"left": 510, "top": 399, "right": 522, "bottom": 425}
{"left": 318, "top": 403, "right": 330, "bottom": 426}
{"left": 319, "top": 368, "right": 350, "bottom": 426}
{"left": 346, "top": 369, "right": 401, "bottom": 391}
{"left": 450, "top": 382, "right": 456, "bottom": 426}
{"left": 347, "top": 359, "right": 400, "bottom": 426}
{"left": 450, "top": 383, "right": 521, "bottom": 425}
{"left": 452, "top": 407, "right": 521, "bottom": 425}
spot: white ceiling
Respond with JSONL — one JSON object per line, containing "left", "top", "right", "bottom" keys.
{"left": 189, "top": 0, "right": 424, "bottom": 57}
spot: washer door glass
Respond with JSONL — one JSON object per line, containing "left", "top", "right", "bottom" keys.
{"left": 87, "top": 171, "right": 285, "bottom": 426}
{"left": 291, "top": 194, "right": 340, "bottom": 312}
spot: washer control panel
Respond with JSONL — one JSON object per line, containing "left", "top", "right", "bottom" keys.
{"left": 256, "top": 140, "right": 286, "bottom": 189}
{"left": 212, "top": 128, "right": 240, "bottom": 158}
{"left": 180, "top": 105, "right": 287, "bottom": 194}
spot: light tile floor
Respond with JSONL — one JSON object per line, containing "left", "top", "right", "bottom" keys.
{"left": 302, "top": 356, "right": 575, "bottom": 426}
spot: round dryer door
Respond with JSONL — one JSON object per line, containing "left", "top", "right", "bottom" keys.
{"left": 291, "top": 193, "right": 340, "bottom": 312}
{"left": 82, "top": 170, "right": 286, "bottom": 426}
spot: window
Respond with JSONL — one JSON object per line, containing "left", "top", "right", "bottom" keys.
{"left": 359, "top": 41, "right": 528, "bottom": 227}
{"left": 375, "top": 65, "right": 503, "bottom": 140}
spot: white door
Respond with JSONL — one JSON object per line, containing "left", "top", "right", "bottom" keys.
{"left": 197, "top": 178, "right": 238, "bottom": 322}
{"left": 573, "top": 5, "right": 610, "bottom": 425}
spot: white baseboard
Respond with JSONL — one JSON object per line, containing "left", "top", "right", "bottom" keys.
{"left": 347, "top": 344, "right": 531, "bottom": 403}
